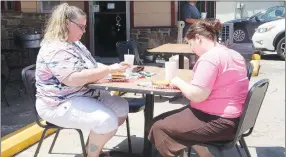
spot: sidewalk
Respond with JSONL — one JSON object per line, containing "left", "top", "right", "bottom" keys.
{"left": 13, "top": 59, "right": 286, "bottom": 157}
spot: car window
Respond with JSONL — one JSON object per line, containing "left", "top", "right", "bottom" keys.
{"left": 259, "top": 6, "right": 285, "bottom": 21}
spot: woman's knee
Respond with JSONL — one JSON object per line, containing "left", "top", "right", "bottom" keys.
{"left": 90, "top": 109, "right": 119, "bottom": 134}
{"left": 148, "top": 120, "right": 166, "bottom": 141}
{"left": 113, "top": 96, "right": 129, "bottom": 117}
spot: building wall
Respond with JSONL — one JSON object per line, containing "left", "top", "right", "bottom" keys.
{"left": 133, "top": 1, "right": 171, "bottom": 27}
{"left": 131, "top": 2, "right": 178, "bottom": 56}
{"left": 216, "top": 1, "right": 284, "bottom": 23}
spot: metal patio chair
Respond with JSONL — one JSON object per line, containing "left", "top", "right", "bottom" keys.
{"left": 182, "top": 79, "right": 270, "bottom": 157}
{"left": 22, "top": 64, "right": 87, "bottom": 157}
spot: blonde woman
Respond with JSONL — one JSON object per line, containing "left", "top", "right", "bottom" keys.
{"left": 35, "top": 3, "right": 130, "bottom": 157}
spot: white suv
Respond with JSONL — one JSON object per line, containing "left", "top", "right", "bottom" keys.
{"left": 252, "top": 18, "right": 285, "bottom": 59}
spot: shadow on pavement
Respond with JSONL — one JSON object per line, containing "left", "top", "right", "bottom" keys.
{"left": 255, "top": 146, "right": 285, "bottom": 157}
{"left": 261, "top": 54, "right": 284, "bottom": 61}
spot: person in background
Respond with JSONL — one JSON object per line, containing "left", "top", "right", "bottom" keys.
{"left": 182, "top": 1, "right": 201, "bottom": 69}
{"left": 35, "top": 3, "right": 130, "bottom": 157}
{"left": 182, "top": 0, "right": 201, "bottom": 38}
{"left": 148, "top": 19, "right": 249, "bottom": 157}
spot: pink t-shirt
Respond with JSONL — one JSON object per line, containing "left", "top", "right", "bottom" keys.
{"left": 190, "top": 44, "right": 249, "bottom": 118}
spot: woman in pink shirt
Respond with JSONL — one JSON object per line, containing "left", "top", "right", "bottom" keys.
{"left": 148, "top": 19, "right": 249, "bottom": 157}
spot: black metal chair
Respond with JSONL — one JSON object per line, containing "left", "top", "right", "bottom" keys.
{"left": 184, "top": 79, "right": 270, "bottom": 157}
{"left": 21, "top": 64, "right": 87, "bottom": 157}
{"left": 23, "top": 64, "right": 144, "bottom": 155}
{"left": 1, "top": 55, "right": 10, "bottom": 106}
{"left": 247, "top": 62, "right": 254, "bottom": 80}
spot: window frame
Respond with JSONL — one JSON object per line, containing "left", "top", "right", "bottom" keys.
{"left": 259, "top": 6, "right": 285, "bottom": 21}
{"left": 1, "top": 1, "right": 21, "bottom": 13}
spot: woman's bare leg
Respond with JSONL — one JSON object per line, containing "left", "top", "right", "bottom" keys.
{"left": 86, "top": 130, "right": 117, "bottom": 157}
{"left": 86, "top": 116, "right": 127, "bottom": 157}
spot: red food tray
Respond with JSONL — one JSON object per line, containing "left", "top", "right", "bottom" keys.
{"left": 107, "top": 78, "right": 129, "bottom": 82}
{"left": 151, "top": 85, "right": 179, "bottom": 90}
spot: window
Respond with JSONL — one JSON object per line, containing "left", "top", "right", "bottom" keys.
{"left": 1, "top": 1, "right": 21, "bottom": 12}
{"left": 39, "top": 1, "right": 61, "bottom": 13}
{"left": 258, "top": 6, "right": 285, "bottom": 21}
{"left": 177, "top": 1, "right": 216, "bottom": 21}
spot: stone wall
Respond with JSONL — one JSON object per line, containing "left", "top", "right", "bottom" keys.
{"left": 1, "top": 12, "right": 49, "bottom": 67}
{"left": 1, "top": 12, "right": 87, "bottom": 67}
{"left": 130, "top": 27, "right": 178, "bottom": 58}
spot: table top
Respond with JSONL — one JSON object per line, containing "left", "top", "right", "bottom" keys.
{"left": 87, "top": 66, "right": 193, "bottom": 96}
{"left": 147, "top": 43, "right": 195, "bottom": 55}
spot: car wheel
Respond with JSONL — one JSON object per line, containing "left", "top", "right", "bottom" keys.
{"left": 233, "top": 28, "right": 248, "bottom": 43}
{"left": 276, "top": 37, "right": 285, "bottom": 60}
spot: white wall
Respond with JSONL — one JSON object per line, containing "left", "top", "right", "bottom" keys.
{"left": 216, "top": 1, "right": 284, "bottom": 23}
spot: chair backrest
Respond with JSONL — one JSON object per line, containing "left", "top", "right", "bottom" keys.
{"left": 233, "top": 79, "right": 270, "bottom": 143}
{"left": 22, "top": 64, "right": 46, "bottom": 127}
{"left": 116, "top": 40, "right": 143, "bottom": 65}
{"left": 246, "top": 62, "right": 253, "bottom": 80}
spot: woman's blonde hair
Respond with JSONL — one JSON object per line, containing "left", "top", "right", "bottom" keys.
{"left": 41, "top": 3, "right": 86, "bottom": 45}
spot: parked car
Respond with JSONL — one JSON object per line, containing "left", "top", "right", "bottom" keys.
{"left": 225, "top": 5, "right": 285, "bottom": 43}
{"left": 252, "top": 18, "right": 285, "bottom": 60}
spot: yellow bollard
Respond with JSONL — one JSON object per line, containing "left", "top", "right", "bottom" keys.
{"left": 250, "top": 60, "right": 260, "bottom": 76}
{"left": 250, "top": 53, "right": 261, "bottom": 76}
{"left": 251, "top": 54, "right": 261, "bottom": 60}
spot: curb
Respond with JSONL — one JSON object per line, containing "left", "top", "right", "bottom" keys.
{"left": 1, "top": 121, "right": 56, "bottom": 157}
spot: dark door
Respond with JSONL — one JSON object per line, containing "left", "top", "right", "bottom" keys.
{"left": 93, "top": 1, "right": 126, "bottom": 57}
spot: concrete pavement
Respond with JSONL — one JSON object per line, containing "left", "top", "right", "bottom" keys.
{"left": 14, "top": 55, "right": 285, "bottom": 157}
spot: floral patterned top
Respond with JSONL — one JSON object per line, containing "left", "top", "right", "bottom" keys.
{"left": 35, "top": 40, "right": 100, "bottom": 106}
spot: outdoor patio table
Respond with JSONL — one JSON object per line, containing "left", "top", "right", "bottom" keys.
{"left": 86, "top": 66, "right": 193, "bottom": 157}
{"left": 147, "top": 43, "right": 195, "bottom": 102}
{"left": 147, "top": 43, "right": 195, "bottom": 69}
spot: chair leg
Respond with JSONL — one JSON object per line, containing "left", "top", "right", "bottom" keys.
{"left": 48, "top": 129, "right": 61, "bottom": 154}
{"left": 240, "top": 137, "right": 251, "bottom": 157}
{"left": 1, "top": 82, "right": 10, "bottom": 107}
{"left": 239, "top": 140, "right": 243, "bottom": 148}
{"left": 34, "top": 128, "right": 49, "bottom": 157}
{"left": 85, "top": 136, "right": 89, "bottom": 148}
{"left": 76, "top": 129, "right": 88, "bottom": 157}
{"left": 126, "top": 116, "right": 132, "bottom": 153}
{"left": 235, "top": 144, "right": 243, "bottom": 157}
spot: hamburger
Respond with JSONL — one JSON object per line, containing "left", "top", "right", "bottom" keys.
{"left": 152, "top": 80, "right": 171, "bottom": 86}
{"left": 111, "top": 72, "right": 126, "bottom": 79}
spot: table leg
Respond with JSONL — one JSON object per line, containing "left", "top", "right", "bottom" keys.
{"left": 143, "top": 94, "right": 154, "bottom": 157}
{"left": 178, "top": 55, "right": 184, "bottom": 69}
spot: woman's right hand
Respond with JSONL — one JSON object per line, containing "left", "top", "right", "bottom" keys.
{"left": 108, "top": 63, "right": 128, "bottom": 73}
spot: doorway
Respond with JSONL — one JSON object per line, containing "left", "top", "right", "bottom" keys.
{"left": 93, "top": 1, "right": 127, "bottom": 57}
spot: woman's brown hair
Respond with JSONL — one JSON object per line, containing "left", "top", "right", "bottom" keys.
{"left": 186, "top": 19, "right": 222, "bottom": 41}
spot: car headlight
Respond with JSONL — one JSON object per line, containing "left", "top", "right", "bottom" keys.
{"left": 256, "top": 25, "right": 276, "bottom": 33}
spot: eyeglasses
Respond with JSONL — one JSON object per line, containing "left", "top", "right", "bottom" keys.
{"left": 69, "top": 20, "right": 86, "bottom": 31}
